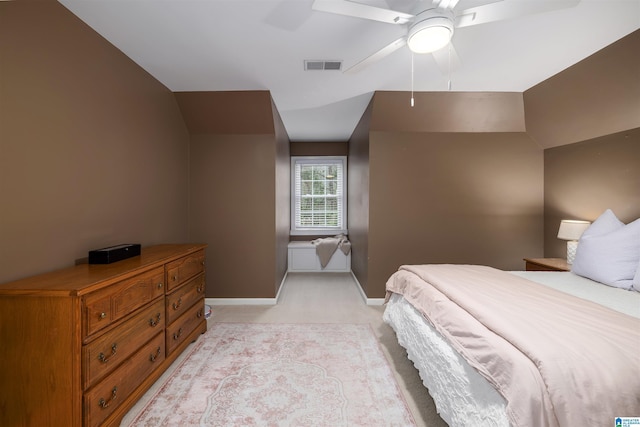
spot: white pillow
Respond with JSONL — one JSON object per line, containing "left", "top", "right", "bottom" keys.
{"left": 633, "top": 261, "right": 640, "bottom": 292}
{"left": 581, "top": 208, "right": 623, "bottom": 237}
{"left": 572, "top": 213, "right": 640, "bottom": 291}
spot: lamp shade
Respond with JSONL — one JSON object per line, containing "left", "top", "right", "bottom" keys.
{"left": 557, "top": 220, "right": 591, "bottom": 241}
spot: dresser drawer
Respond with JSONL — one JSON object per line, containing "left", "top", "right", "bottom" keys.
{"left": 83, "top": 298, "right": 164, "bottom": 390}
{"left": 166, "top": 250, "right": 205, "bottom": 292}
{"left": 166, "top": 300, "right": 205, "bottom": 355}
{"left": 84, "top": 332, "right": 165, "bottom": 427}
{"left": 165, "top": 273, "right": 205, "bottom": 325}
{"left": 84, "top": 266, "right": 165, "bottom": 337}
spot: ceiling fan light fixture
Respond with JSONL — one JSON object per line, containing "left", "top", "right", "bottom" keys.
{"left": 407, "top": 14, "right": 454, "bottom": 54}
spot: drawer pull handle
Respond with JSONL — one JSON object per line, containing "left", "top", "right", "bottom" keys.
{"left": 98, "top": 387, "right": 118, "bottom": 409}
{"left": 201, "top": 261, "right": 205, "bottom": 266}
{"left": 157, "top": 282, "right": 164, "bottom": 289}
{"left": 172, "top": 298, "right": 182, "bottom": 310}
{"left": 172, "top": 275, "right": 178, "bottom": 281}
{"left": 149, "top": 347, "right": 161, "bottom": 362}
{"left": 98, "top": 344, "right": 118, "bottom": 363}
{"left": 197, "top": 309, "right": 203, "bottom": 319}
{"left": 149, "top": 313, "right": 161, "bottom": 327}
{"left": 197, "top": 285, "right": 204, "bottom": 293}
{"left": 99, "top": 312, "right": 107, "bottom": 320}
{"left": 173, "top": 328, "right": 183, "bottom": 340}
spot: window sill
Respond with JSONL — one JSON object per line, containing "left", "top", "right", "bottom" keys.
{"left": 290, "top": 229, "right": 348, "bottom": 237}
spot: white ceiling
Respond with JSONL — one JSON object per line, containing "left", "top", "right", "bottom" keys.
{"left": 58, "top": 0, "right": 639, "bottom": 142}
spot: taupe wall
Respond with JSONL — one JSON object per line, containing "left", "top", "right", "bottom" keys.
{"left": 351, "top": 91, "right": 543, "bottom": 298}
{"left": 0, "top": 1, "right": 190, "bottom": 283}
{"left": 525, "top": 30, "right": 640, "bottom": 256}
{"left": 350, "top": 31, "right": 640, "bottom": 298}
{"left": 188, "top": 134, "right": 278, "bottom": 298}
{"left": 290, "top": 142, "right": 349, "bottom": 157}
{"left": 371, "top": 91, "right": 526, "bottom": 133}
{"left": 348, "top": 99, "right": 374, "bottom": 294}
{"left": 368, "top": 131, "right": 543, "bottom": 297}
{"left": 273, "top": 100, "right": 291, "bottom": 295}
{"left": 525, "top": 30, "right": 640, "bottom": 149}
{"left": 174, "top": 91, "right": 277, "bottom": 134}
{"left": 177, "top": 92, "right": 289, "bottom": 298}
{"left": 544, "top": 131, "right": 640, "bottom": 257}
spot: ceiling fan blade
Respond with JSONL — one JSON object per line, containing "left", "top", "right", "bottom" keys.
{"left": 433, "top": 0, "right": 460, "bottom": 10}
{"left": 431, "top": 42, "right": 461, "bottom": 74}
{"left": 312, "top": 0, "right": 414, "bottom": 24}
{"left": 456, "top": 0, "right": 580, "bottom": 28}
{"left": 344, "top": 37, "right": 407, "bottom": 74}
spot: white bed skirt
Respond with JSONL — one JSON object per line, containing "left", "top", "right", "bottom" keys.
{"left": 383, "top": 292, "right": 511, "bottom": 427}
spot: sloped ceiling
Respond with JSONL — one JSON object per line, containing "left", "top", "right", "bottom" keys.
{"left": 58, "top": 0, "right": 640, "bottom": 142}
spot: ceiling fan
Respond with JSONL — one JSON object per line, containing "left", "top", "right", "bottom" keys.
{"left": 311, "top": 0, "right": 580, "bottom": 74}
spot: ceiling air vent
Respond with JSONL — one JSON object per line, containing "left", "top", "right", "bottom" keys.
{"left": 304, "top": 60, "right": 342, "bottom": 71}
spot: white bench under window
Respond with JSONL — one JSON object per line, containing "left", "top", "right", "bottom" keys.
{"left": 287, "top": 241, "right": 351, "bottom": 272}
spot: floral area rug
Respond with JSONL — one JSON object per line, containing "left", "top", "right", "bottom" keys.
{"left": 127, "top": 323, "right": 416, "bottom": 426}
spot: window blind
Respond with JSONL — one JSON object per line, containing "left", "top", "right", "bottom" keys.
{"left": 292, "top": 158, "right": 345, "bottom": 232}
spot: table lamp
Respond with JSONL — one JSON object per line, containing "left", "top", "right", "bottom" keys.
{"left": 557, "top": 219, "right": 591, "bottom": 264}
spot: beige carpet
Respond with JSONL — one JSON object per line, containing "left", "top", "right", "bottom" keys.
{"left": 121, "top": 272, "right": 448, "bottom": 427}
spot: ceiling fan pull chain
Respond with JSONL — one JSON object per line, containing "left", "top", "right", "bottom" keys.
{"left": 447, "top": 44, "right": 452, "bottom": 91}
{"left": 411, "top": 52, "right": 415, "bottom": 107}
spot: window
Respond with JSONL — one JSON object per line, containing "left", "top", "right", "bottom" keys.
{"left": 291, "top": 156, "right": 347, "bottom": 235}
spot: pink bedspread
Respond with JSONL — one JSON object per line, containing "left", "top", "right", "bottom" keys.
{"left": 385, "top": 264, "right": 640, "bottom": 427}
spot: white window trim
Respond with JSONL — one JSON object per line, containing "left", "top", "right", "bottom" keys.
{"left": 290, "top": 156, "right": 348, "bottom": 236}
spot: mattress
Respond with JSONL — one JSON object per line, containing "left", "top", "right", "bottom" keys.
{"left": 383, "top": 271, "right": 640, "bottom": 427}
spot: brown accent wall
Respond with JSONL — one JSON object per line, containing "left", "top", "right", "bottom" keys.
{"left": 290, "top": 141, "right": 349, "bottom": 156}
{"left": 525, "top": 30, "right": 640, "bottom": 149}
{"left": 544, "top": 129, "right": 640, "bottom": 258}
{"left": 353, "top": 30, "right": 640, "bottom": 297}
{"left": 371, "top": 91, "right": 526, "bottom": 133}
{"left": 348, "top": 99, "right": 374, "bottom": 294}
{"left": 0, "top": 2, "right": 190, "bottom": 284}
{"left": 273, "top": 99, "right": 291, "bottom": 294}
{"left": 528, "top": 30, "right": 640, "bottom": 257}
{"left": 353, "top": 92, "right": 542, "bottom": 298}
{"left": 369, "top": 131, "right": 543, "bottom": 297}
{"left": 178, "top": 92, "right": 289, "bottom": 298}
{"left": 174, "top": 91, "right": 276, "bottom": 135}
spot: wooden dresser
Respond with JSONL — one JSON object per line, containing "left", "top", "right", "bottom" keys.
{"left": 0, "top": 244, "right": 207, "bottom": 427}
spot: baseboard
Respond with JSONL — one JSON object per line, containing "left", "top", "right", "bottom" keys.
{"left": 205, "top": 272, "right": 288, "bottom": 306}
{"left": 204, "top": 271, "right": 386, "bottom": 306}
{"left": 350, "top": 271, "right": 385, "bottom": 306}
{"left": 275, "top": 271, "right": 287, "bottom": 303}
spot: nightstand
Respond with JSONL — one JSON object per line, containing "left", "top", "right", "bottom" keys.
{"left": 523, "top": 258, "right": 570, "bottom": 272}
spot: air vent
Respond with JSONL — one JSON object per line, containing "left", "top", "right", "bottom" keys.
{"left": 304, "top": 60, "right": 342, "bottom": 71}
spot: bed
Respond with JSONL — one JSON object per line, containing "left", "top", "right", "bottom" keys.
{"left": 384, "top": 209, "right": 640, "bottom": 426}
{"left": 383, "top": 267, "right": 640, "bottom": 427}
